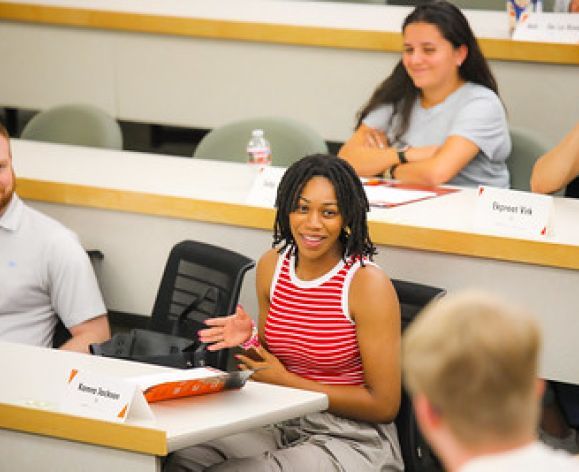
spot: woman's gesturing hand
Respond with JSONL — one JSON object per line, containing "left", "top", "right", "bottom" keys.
{"left": 198, "top": 305, "right": 255, "bottom": 351}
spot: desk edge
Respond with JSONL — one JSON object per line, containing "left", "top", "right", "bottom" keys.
{"left": 17, "top": 177, "right": 579, "bottom": 271}
{"left": 0, "top": 402, "right": 167, "bottom": 455}
{"left": 0, "top": 3, "right": 577, "bottom": 65}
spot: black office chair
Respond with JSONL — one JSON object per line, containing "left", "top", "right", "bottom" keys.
{"left": 148, "top": 240, "right": 255, "bottom": 370}
{"left": 52, "top": 318, "right": 71, "bottom": 348}
{"left": 392, "top": 278, "right": 446, "bottom": 472}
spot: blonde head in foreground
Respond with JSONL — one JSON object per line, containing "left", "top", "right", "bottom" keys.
{"left": 402, "top": 291, "right": 541, "bottom": 448}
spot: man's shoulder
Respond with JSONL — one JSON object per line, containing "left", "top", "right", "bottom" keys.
{"left": 20, "top": 200, "right": 80, "bottom": 246}
{"left": 461, "top": 442, "right": 579, "bottom": 472}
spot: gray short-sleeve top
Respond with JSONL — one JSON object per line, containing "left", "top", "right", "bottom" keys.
{"left": 0, "top": 194, "right": 106, "bottom": 347}
{"left": 363, "top": 82, "right": 511, "bottom": 188}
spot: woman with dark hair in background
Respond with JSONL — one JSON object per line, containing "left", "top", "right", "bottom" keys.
{"left": 339, "top": 1, "right": 511, "bottom": 188}
{"left": 165, "top": 154, "right": 403, "bottom": 471}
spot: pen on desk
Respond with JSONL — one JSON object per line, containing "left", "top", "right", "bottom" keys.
{"left": 364, "top": 178, "right": 384, "bottom": 186}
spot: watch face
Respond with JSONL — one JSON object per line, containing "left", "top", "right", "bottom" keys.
{"left": 397, "top": 149, "right": 408, "bottom": 164}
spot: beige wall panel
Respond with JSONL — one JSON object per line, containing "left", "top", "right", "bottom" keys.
{"left": 0, "top": 429, "right": 158, "bottom": 472}
{"left": 114, "top": 33, "right": 398, "bottom": 141}
{"left": 492, "top": 60, "right": 579, "bottom": 146}
{"left": 0, "top": 22, "right": 117, "bottom": 113}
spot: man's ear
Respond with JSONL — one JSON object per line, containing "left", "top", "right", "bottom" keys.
{"left": 414, "top": 393, "right": 442, "bottom": 433}
{"left": 536, "top": 378, "right": 546, "bottom": 400}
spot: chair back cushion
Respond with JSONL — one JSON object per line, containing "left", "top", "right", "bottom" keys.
{"left": 21, "top": 104, "right": 123, "bottom": 150}
{"left": 194, "top": 116, "right": 328, "bottom": 167}
{"left": 507, "top": 127, "right": 549, "bottom": 191}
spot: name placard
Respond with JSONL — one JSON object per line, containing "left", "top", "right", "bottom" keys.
{"left": 245, "top": 165, "right": 286, "bottom": 208}
{"left": 513, "top": 12, "right": 579, "bottom": 44}
{"left": 473, "top": 186, "right": 553, "bottom": 239}
{"left": 60, "top": 369, "right": 154, "bottom": 423}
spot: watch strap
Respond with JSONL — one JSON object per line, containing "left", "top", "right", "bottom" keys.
{"left": 397, "top": 149, "right": 408, "bottom": 164}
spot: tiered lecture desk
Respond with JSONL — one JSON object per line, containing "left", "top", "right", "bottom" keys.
{"left": 11, "top": 139, "right": 579, "bottom": 387}
{"left": 0, "top": 341, "right": 328, "bottom": 471}
{"left": 0, "top": 0, "right": 577, "bottom": 145}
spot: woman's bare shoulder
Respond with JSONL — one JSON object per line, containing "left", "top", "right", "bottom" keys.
{"left": 350, "top": 263, "right": 397, "bottom": 313}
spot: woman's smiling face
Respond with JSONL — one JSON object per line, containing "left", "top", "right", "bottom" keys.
{"left": 289, "top": 176, "right": 344, "bottom": 265}
{"left": 402, "top": 22, "right": 466, "bottom": 94}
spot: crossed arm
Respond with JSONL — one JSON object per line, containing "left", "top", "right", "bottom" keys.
{"left": 338, "top": 124, "right": 479, "bottom": 186}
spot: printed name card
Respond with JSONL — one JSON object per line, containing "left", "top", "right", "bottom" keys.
{"left": 60, "top": 369, "right": 154, "bottom": 423}
{"left": 513, "top": 13, "right": 579, "bottom": 44}
{"left": 473, "top": 186, "right": 553, "bottom": 239}
{"left": 245, "top": 165, "right": 286, "bottom": 208}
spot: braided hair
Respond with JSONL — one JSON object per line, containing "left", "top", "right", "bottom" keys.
{"left": 273, "top": 154, "right": 376, "bottom": 262}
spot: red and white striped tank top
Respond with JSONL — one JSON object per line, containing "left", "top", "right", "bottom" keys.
{"left": 264, "top": 249, "right": 368, "bottom": 385}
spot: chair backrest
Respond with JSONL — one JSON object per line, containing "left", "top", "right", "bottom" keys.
{"left": 507, "top": 127, "right": 549, "bottom": 192}
{"left": 392, "top": 278, "right": 446, "bottom": 472}
{"left": 193, "top": 116, "right": 328, "bottom": 168}
{"left": 21, "top": 104, "right": 123, "bottom": 150}
{"left": 149, "top": 240, "right": 255, "bottom": 370}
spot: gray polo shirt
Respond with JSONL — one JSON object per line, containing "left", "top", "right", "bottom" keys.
{"left": 0, "top": 194, "right": 106, "bottom": 347}
{"left": 363, "top": 82, "right": 511, "bottom": 188}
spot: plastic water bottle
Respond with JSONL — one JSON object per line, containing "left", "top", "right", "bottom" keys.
{"left": 246, "top": 129, "right": 272, "bottom": 166}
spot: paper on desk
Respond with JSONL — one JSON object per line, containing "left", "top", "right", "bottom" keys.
{"left": 245, "top": 166, "right": 286, "bottom": 208}
{"left": 364, "top": 185, "right": 436, "bottom": 206}
{"left": 129, "top": 368, "right": 253, "bottom": 403}
{"left": 512, "top": 13, "right": 579, "bottom": 44}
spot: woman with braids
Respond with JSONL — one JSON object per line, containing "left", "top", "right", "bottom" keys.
{"left": 339, "top": 1, "right": 511, "bottom": 188}
{"left": 164, "top": 154, "right": 403, "bottom": 472}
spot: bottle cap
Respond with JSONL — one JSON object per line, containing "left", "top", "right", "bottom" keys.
{"left": 252, "top": 129, "right": 264, "bottom": 137}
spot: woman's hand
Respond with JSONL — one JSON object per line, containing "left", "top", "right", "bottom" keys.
{"left": 363, "top": 128, "right": 389, "bottom": 149}
{"left": 236, "top": 346, "right": 289, "bottom": 385}
{"left": 198, "top": 305, "right": 254, "bottom": 351}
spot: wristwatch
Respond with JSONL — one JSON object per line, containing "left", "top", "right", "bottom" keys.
{"left": 384, "top": 164, "right": 399, "bottom": 180}
{"left": 397, "top": 144, "right": 410, "bottom": 164}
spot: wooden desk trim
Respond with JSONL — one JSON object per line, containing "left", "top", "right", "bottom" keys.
{"left": 17, "top": 178, "right": 579, "bottom": 271}
{"left": 0, "top": 2, "right": 577, "bottom": 66}
{"left": 0, "top": 402, "right": 167, "bottom": 455}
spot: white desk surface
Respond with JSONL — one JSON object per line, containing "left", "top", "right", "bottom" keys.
{"left": 0, "top": 341, "right": 328, "bottom": 455}
{"left": 12, "top": 139, "right": 579, "bottom": 249}
{"left": 0, "top": 0, "right": 510, "bottom": 38}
